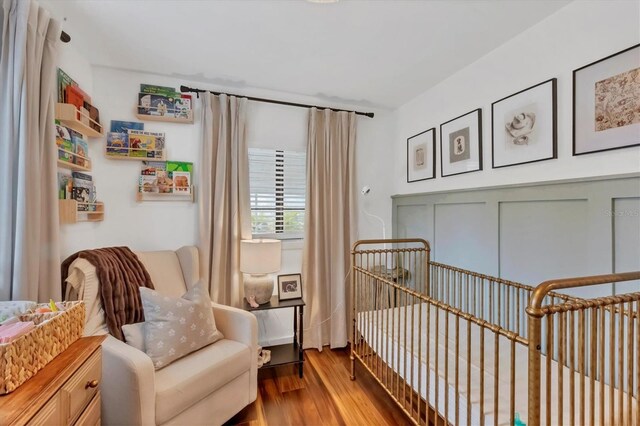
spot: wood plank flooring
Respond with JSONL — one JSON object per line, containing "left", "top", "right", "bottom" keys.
{"left": 225, "top": 347, "right": 412, "bottom": 426}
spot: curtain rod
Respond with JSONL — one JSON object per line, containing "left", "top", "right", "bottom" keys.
{"left": 179, "top": 85, "right": 374, "bottom": 118}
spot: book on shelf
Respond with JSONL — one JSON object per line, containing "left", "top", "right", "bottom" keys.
{"left": 171, "top": 171, "right": 191, "bottom": 193}
{"left": 55, "top": 121, "right": 74, "bottom": 152}
{"left": 57, "top": 69, "right": 77, "bottom": 104}
{"left": 166, "top": 161, "right": 193, "bottom": 173}
{"left": 71, "top": 172, "right": 96, "bottom": 207}
{"left": 138, "top": 161, "right": 192, "bottom": 194}
{"left": 73, "top": 134, "right": 90, "bottom": 168}
{"left": 57, "top": 172, "right": 72, "bottom": 200}
{"left": 140, "top": 84, "right": 180, "bottom": 98}
{"left": 106, "top": 132, "right": 129, "bottom": 156}
{"left": 128, "top": 130, "right": 165, "bottom": 158}
{"left": 138, "top": 93, "right": 178, "bottom": 117}
{"left": 83, "top": 101, "right": 101, "bottom": 131}
{"left": 110, "top": 120, "right": 144, "bottom": 133}
{"left": 65, "top": 85, "right": 84, "bottom": 110}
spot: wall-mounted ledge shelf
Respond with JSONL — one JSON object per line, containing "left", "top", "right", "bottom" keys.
{"left": 55, "top": 103, "right": 103, "bottom": 137}
{"left": 135, "top": 106, "right": 194, "bottom": 124}
{"left": 57, "top": 148, "right": 91, "bottom": 172}
{"left": 59, "top": 200, "right": 104, "bottom": 224}
{"left": 105, "top": 147, "right": 166, "bottom": 161}
{"left": 136, "top": 186, "right": 195, "bottom": 202}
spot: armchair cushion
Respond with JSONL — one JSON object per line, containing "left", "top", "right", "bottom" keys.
{"left": 154, "top": 339, "right": 251, "bottom": 424}
{"left": 140, "top": 282, "right": 223, "bottom": 369}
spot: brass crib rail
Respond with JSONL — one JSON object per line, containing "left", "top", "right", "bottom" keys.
{"left": 350, "top": 238, "right": 640, "bottom": 426}
{"left": 527, "top": 272, "right": 640, "bottom": 426}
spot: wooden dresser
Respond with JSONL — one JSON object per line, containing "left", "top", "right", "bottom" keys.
{"left": 0, "top": 336, "right": 106, "bottom": 426}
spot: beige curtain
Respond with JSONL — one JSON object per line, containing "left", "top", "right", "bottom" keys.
{"left": 302, "top": 108, "right": 357, "bottom": 350}
{"left": 0, "top": 0, "right": 61, "bottom": 301}
{"left": 199, "top": 93, "right": 251, "bottom": 306}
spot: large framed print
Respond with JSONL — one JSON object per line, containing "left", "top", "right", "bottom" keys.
{"left": 407, "top": 128, "right": 436, "bottom": 183}
{"left": 573, "top": 44, "right": 640, "bottom": 155}
{"left": 440, "top": 109, "right": 482, "bottom": 177}
{"left": 491, "top": 78, "right": 557, "bottom": 168}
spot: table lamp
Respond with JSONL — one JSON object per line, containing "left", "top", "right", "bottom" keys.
{"left": 240, "top": 239, "right": 281, "bottom": 305}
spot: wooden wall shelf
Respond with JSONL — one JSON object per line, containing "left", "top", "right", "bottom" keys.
{"left": 55, "top": 103, "right": 103, "bottom": 138}
{"left": 135, "top": 106, "right": 194, "bottom": 124}
{"left": 59, "top": 200, "right": 104, "bottom": 224}
{"left": 105, "top": 147, "right": 166, "bottom": 161}
{"left": 57, "top": 148, "right": 91, "bottom": 172}
{"left": 136, "top": 186, "right": 194, "bottom": 202}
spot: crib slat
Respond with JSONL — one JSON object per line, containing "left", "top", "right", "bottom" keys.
{"left": 599, "top": 306, "right": 605, "bottom": 426}
{"left": 467, "top": 317, "right": 471, "bottom": 426}
{"left": 590, "top": 307, "right": 597, "bottom": 426}
{"left": 480, "top": 323, "right": 485, "bottom": 425}
{"left": 510, "top": 338, "right": 515, "bottom": 426}
{"left": 494, "top": 332, "right": 499, "bottom": 426}
{"left": 579, "top": 310, "right": 585, "bottom": 426}
{"left": 618, "top": 303, "right": 624, "bottom": 426}
{"left": 546, "top": 314, "right": 553, "bottom": 426}
{"left": 444, "top": 309, "right": 449, "bottom": 421}
{"left": 627, "top": 302, "right": 633, "bottom": 426}
{"left": 434, "top": 304, "right": 439, "bottom": 425}
{"left": 570, "top": 310, "right": 576, "bottom": 426}
{"left": 558, "top": 311, "right": 565, "bottom": 426}
{"left": 455, "top": 314, "right": 460, "bottom": 426}
{"left": 610, "top": 305, "right": 615, "bottom": 426}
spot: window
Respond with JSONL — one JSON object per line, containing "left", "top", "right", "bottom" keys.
{"left": 249, "top": 148, "right": 306, "bottom": 239}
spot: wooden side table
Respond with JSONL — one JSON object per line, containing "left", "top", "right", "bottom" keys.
{"left": 0, "top": 335, "right": 106, "bottom": 425}
{"left": 243, "top": 296, "right": 305, "bottom": 378}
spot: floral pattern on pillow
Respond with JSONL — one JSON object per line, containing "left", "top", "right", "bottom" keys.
{"left": 140, "top": 282, "right": 223, "bottom": 369}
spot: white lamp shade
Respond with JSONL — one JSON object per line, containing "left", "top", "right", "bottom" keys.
{"left": 240, "top": 239, "right": 281, "bottom": 274}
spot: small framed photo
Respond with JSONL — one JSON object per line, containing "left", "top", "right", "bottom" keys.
{"left": 440, "top": 108, "right": 483, "bottom": 177}
{"left": 407, "top": 128, "right": 436, "bottom": 183}
{"left": 277, "top": 273, "right": 303, "bottom": 301}
{"left": 491, "top": 78, "right": 557, "bottom": 168}
{"left": 574, "top": 44, "right": 640, "bottom": 155}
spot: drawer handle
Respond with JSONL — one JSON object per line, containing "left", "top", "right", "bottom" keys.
{"left": 85, "top": 379, "right": 99, "bottom": 389}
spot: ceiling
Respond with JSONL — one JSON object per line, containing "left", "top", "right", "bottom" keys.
{"left": 42, "top": 0, "right": 571, "bottom": 109}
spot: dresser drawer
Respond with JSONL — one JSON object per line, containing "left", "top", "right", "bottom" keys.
{"left": 61, "top": 350, "right": 101, "bottom": 424}
{"left": 74, "top": 392, "right": 100, "bottom": 426}
{"left": 27, "top": 393, "right": 62, "bottom": 426}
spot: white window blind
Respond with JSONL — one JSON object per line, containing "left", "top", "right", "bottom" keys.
{"left": 249, "top": 148, "right": 306, "bottom": 239}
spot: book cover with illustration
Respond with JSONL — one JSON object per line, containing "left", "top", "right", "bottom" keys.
{"left": 141, "top": 161, "right": 166, "bottom": 176}
{"left": 138, "top": 93, "right": 178, "bottom": 117}
{"left": 106, "top": 132, "right": 129, "bottom": 156}
{"left": 140, "top": 84, "right": 180, "bottom": 98}
{"left": 171, "top": 171, "right": 191, "bottom": 193}
{"left": 57, "top": 68, "right": 77, "bottom": 103}
{"left": 139, "top": 175, "right": 158, "bottom": 193}
{"left": 57, "top": 172, "right": 72, "bottom": 199}
{"left": 74, "top": 137, "right": 89, "bottom": 168}
{"left": 110, "top": 120, "right": 144, "bottom": 133}
{"left": 55, "top": 121, "right": 73, "bottom": 152}
{"left": 166, "top": 161, "right": 193, "bottom": 173}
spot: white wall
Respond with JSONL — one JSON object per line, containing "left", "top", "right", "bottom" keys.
{"left": 56, "top": 47, "right": 393, "bottom": 344}
{"left": 393, "top": 0, "right": 640, "bottom": 197}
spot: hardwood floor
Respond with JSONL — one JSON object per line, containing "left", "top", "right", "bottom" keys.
{"left": 225, "top": 347, "right": 412, "bottom": 426}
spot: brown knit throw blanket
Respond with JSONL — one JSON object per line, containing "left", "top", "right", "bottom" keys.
{"left": 61, "top": 247, "right": 154, "bottom": 341}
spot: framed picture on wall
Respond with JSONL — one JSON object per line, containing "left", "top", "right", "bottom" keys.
{"left": 277, "top": 273, "right": 303, "bottom": 301}
{"left": 491, "top": 78, "right": 557, "bottom": 168}
{"left": 573, "top": 44, "right": 640, "bottom": 155}
{"left": 440, "top": 109, "right": 482, "bottom": 177}
{"left": 407, "top": 128, "right": 436, "bottom": 183}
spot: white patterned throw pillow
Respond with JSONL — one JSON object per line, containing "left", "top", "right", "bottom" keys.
{"left": 139, "top": 282, "right": 223, "bottom": 369}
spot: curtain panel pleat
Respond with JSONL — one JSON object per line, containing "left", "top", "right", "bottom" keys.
{"left": 302, "top": 108, "right": 357, "bottom": 350}
{"left": 199, "top": 92, "right": 251, "bottom": 306}
{"left": 0, "top": 0, "right": 61, "bottom": 301}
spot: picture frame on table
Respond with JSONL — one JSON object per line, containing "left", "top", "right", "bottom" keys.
{"left": 440, "top": 108, "right": 482, "bottom": 177}
{"left": 491, "top": 78, "right": 557, "bottom": 168}
{"left": 573, "top": 44, "right": 640, "bottom": 156}
{"left": 277, "top": 273, "right": 303, "bottom": 301}
{"left": 407, "top": 128, "right": 436, "bottom": 183}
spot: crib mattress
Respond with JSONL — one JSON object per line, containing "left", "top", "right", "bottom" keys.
{"left": 357, "top": 303, "right": 636, "bottom": 426}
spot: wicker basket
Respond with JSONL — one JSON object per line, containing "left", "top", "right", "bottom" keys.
{"left": 0, "top": 301, "right": 85, "bottom": 394}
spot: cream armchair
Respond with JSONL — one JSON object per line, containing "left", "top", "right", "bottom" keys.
{"left": 64, "top": 246, "right": 258, "bottom": 426}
